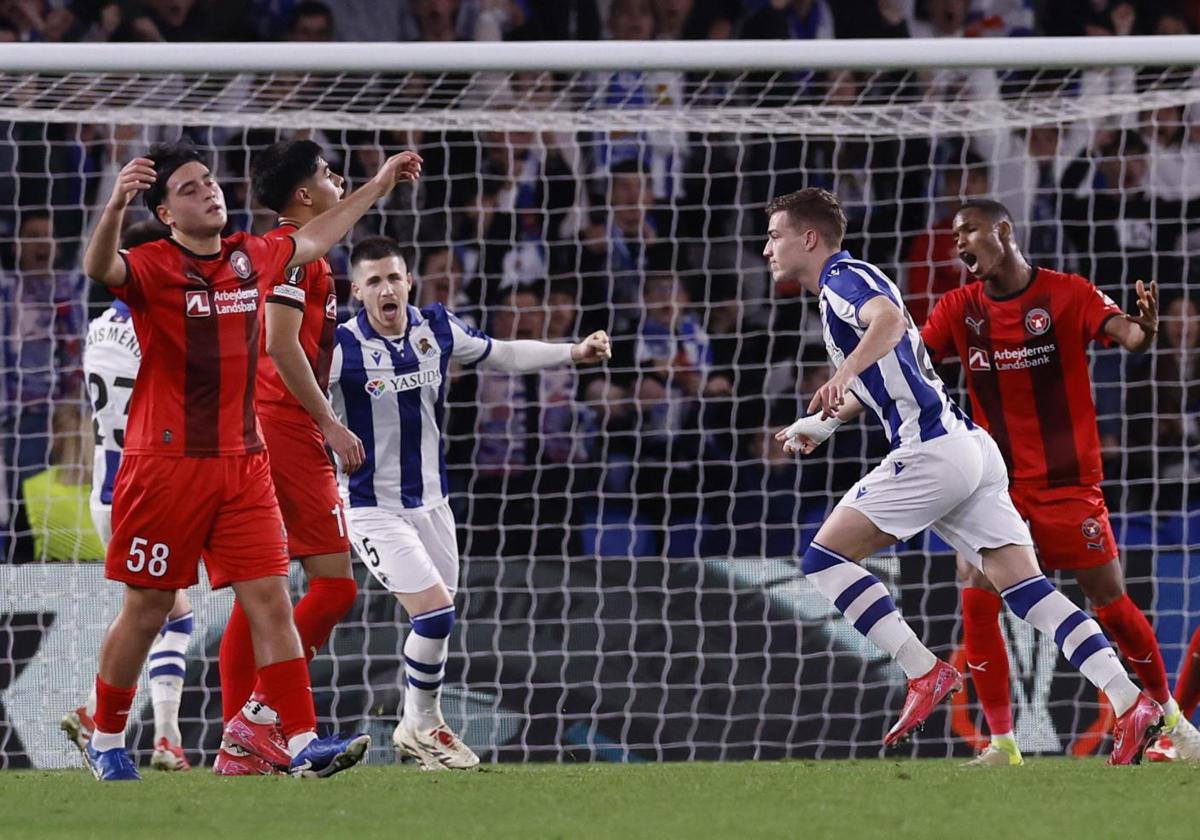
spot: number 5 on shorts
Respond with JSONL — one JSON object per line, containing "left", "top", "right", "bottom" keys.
{"left": 128, "top": 536, "right": 170, "bottom": 577}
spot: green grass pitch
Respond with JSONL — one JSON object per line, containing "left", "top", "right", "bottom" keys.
{"left": 3, "top": 759, "right": 1198, "bottom": 840}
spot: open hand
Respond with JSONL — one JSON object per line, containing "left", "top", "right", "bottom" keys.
{"left": 1123, "top": 279, "right": 1158, "bottom": 337}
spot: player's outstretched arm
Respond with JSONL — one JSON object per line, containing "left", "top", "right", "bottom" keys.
{"left": 776, "top": 392, "right": 865, "bottom": 456}
{"left": 84, "top": 157, "right": 156, "bottom": 287}
{"left": 1103, "top": 279, "right": 1159, "bottom": 353}
{"left": 288, "top": 151, "right": 423, "bottom": 268}
{"left": 264, "top": 303, "right": 364, "bottom": 474}
{"left": 479, "top": 330, "right": 612, "bottom": 373}
{"left": 809, "top": 296, "right": 907, "bottom": 419}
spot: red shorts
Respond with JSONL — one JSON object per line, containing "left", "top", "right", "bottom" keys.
{"left": 261, "top": 415, "right": 350, "bottom": 559}
{"left": 105, "top": 451, "right": 289, "bottom": 590}
{"left": 1008, "top": 483, "right": 1118, "bottom": 571}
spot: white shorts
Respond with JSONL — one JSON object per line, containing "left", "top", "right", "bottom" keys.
{"left": 838, "top": 430, "right": 1032, "bottom": 571}
{"left": 346, "top": 502, "right": 460, "bottom": 595}
{"left": 90, "top": 502, "right": 112, "bottom": 546}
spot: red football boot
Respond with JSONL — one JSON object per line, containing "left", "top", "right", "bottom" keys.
{"left": 1109, "top": 693, "right": 1164, "bottom": 766}
{"left": 212, "top": 745, "right": 279, "bottom": 776}
{"left": 884, "top": 660, "right": 963, "bottom": 747}
{"left": 221, "top": 711, "right": 291, "bottom": 770}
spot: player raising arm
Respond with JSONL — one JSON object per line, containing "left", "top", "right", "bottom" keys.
{"left": 767, "top": 187, "right": 1161, "bottom": 764}
{"left": 921, "top": 199, "right": 1199, "bottom": 765}
{"left": 61, "top": 221, "right": 196, "bottom": 773}
{"left": 78, "top": 142, "right": 419, "bottom": 781}
{"left": 210, "top": 140, "right": 370, "bottom": 776}
{"left": 329, "top": 236, "right": 609, "bottom": 770}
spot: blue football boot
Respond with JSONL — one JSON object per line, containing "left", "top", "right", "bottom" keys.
{"left": 85, "top": 740, "right": 142, "bottom": 781}
{"left": 288, "top": 733, "right": 370, "bottom": 778}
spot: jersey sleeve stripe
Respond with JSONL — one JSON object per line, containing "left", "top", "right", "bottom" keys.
{"left": 338, "top": 328, "right": 378, "bottom": 507}
{"left": 265, "top": 294, "right": 306, "bottom": 311}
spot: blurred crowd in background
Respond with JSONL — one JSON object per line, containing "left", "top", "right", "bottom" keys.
{"left": 1, "top": 0, "right": 1199, "bottom": 563}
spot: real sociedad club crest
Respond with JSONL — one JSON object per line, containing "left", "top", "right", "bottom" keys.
{"left": 231, "top": 250, "right": 252, "bottom": 279}
{"left": 365, "top": 379, "right": 388, "bottom": 399}
{"left": 418, "top": 337, "right": 436, "bottom": 357}
{"left": 1024, "top": 307, "right": 1051, "bottom": 336}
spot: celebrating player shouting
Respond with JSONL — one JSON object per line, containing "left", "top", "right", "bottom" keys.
{"left": 211, "top": 140, "right": 367, "bottom": 776}
{"left": 80, "top": 141, "right": 420, "bottom": 780}
{"left": 329, "top": 236, "right": 610, "bottom": 769}
{"left": 921, "top": 198, "right": 1200, "bottom": 765}
{"left": 766, "top": 188, "right": 1162, "bottom": 764}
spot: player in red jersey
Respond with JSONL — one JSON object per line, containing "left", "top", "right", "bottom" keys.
{"left": 79, "top": 140, "right": 421, "bottom": 780}
{"left": 922, "top": 198, "right": 1200, "bottom": 765}
{"left": 210, "top": 140, "right": 364, "bottom": 775}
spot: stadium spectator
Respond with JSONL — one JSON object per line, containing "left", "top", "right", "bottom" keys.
{"left": 112, "top": 0, "right": 254, "bottom": 41}
{"left": 0, "top": 0, "right": 76, "bottom": 40}
{"left": 651, "top": 0, "right": 738, "bottom": 39}
{"left": 904, "top": 154, "right": 989, "bottom": 325}
{"left": 21, "top": 402, "right": 104, "bottom": 562}
{"left": 285, "top": 0, "right": 334, "bottom": 40}
{"left": 1123, "top": 294, "right": 1200, "bottom": 511}
{"left": 504, "top": 0, "right": 601, "bottom": 39}
{"left": 460, "top": 286, "right": 595, "bottom": 558}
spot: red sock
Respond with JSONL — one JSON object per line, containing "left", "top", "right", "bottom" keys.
{"left": 1175, "top": 625, "right": 1200, "bottom": 717}
{"left": 257, "top": 658, "right": 316, "bottom": 740}
{"left": 962, "top": 587, "right": 1013, "bottom": 736}
{"left": 291, "top": 577, "right": 357, "bottom": 661}
{"left": 93, "top": 676, "right": 137, "bottom": 735}
{"left": 1095, "top": 594, "right": 1169, "bottom": 705}
{"left": 218, "top": 599, "right": 257, "bottom": 724}
{"left": 245, "top": 576, "right": 358, "bottom": 703}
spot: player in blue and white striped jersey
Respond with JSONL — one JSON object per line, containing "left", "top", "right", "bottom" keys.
{"left": 59, "top": 221, "right": 196, "bottom": 773}
{"left": 329, "top": 236, "right": 610, "bottom": 770}
{"left": 765, "top": 188, "right": 1162, "bottom": 763}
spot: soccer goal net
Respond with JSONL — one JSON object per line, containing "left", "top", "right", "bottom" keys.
{"left": 1, "top": 38, "right": 1198, "bottom": 768}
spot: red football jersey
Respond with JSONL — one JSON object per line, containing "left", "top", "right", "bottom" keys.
{"left": 921, "top": 267, "right": 1123, "bottom": 489}
{"left": 115, "top": 232, "right": 296, "bottom": 457}
{"left": 255, "top": 223, "right": 338, "bottom": 426}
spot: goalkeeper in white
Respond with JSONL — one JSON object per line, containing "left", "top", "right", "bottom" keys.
{"left": 60, "top": 221, "right": 195, "bottom": 772}
{"left": 328, "top": 236, "right": 610, "bottom": 770}
{"left": 766, "top": 187, "right": 1162, "bottom": 763}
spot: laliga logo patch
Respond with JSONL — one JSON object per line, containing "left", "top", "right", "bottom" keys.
{"left": 326, "top": 293, "right": 337, "bottom": 321}
{"left": 365, "top": 379, "right": 388, "bottom": 399}
{"left": 231, "top": 250, "right": 252, "bottom": 279}
{"left": 1024, "top": 307, "right": 1051, "bottom": 336}
{"left": 185, "top": 289, "right": 211, "bottom": 318}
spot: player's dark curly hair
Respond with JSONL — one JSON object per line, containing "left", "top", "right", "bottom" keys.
{"left": 251, "top": 139, "right": 324, "bottom": 213}
{"left": 765, "top": 187, "right": 847, "bottom": 247}
{"left": 144, "top": 142, "right": 210, "bottom": 215}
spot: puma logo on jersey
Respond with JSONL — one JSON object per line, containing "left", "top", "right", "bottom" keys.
{"left": 965, "top": 316, "right": 985, "bottom": 335}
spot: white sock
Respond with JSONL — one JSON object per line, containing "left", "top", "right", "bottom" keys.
{"left": 150, "top": 676, "right": 183, "bottom": 746}
{"left": 91, "top": 730, "right": 125, "bottom": 751}
{"left": 242, "top": 697, "right": 278, "bottom": 725}
{"left": 404, "top": 628, "right": 449, "bottom": 729}
{"left": 287, "top": 731, "right": 317, "bottom": 757}
{"left": 1001, "top": 576, "right": 1135, "bottom": 715}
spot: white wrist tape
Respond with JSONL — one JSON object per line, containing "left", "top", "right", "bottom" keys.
{"left": 782, "top": 413, "right": 844, "bottom": 449}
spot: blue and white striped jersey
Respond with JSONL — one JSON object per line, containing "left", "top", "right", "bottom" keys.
{"left": 84, "top": 301, "right": 140, "bottom": 508}
{"left": 818, "top": 250, "right": 973, "bottom": 449}
{"left": 329, "top": 303, "right": 493, "bottom": 512}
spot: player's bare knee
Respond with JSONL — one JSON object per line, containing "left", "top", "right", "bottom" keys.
{"left": 980, "top": 543, "right": 1041, "bottom": 590}
{"left": 1076, "top": 562, "right": 1126, "bottom": 607}
{"left": 122, "top": 585, "right": 176, "bottom": 633}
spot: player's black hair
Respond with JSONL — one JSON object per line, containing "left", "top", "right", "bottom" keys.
{"left": 957, "top": 198, "right": 1013, "bottom": 226}
{"left": 351, "top": 235, "right": 407, "bottom": 268}
{"left": 144, "top": 142, "right": 210, "bottom": 215}
{"left": 251, "top": 139, "right": 324, "bottom": 213}
{"left": 120, "top": 219, "right": 169, "bottom": 250}
{"left": 765, "top": 187, "right": 847, "bottom": 247}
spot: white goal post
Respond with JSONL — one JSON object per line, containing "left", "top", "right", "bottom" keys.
{"left": 0, "top": 36, "right": 1197, "bottom": 768}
